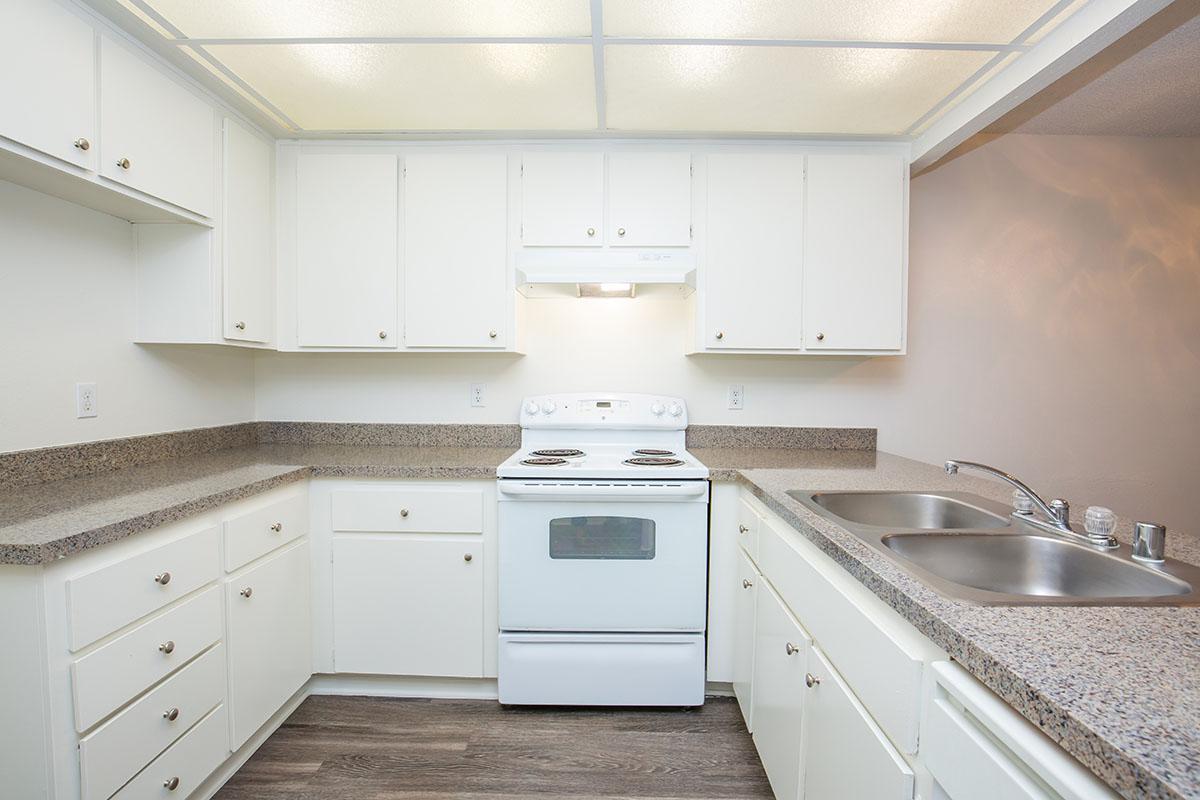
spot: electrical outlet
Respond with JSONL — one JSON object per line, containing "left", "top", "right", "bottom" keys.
{"left": 470, "top": 383, "right": 486, "bottom": 408}
{"left": 727, "top": 384, "right": 744, "bottom": 411}
{"left": 76, "top": 383, "right": 98, "bottom": 418}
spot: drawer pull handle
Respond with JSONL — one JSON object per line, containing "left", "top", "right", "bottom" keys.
{"left": 158, "top": 640, "right": 175, "bottom": 655}
{"left": 74, "top": 137, "right": 90, "bottom": 151}
{"left": 378, "top": 330, "right": 388, "bottom": 340}
{"left": 738, "top": 524, "right": 749, "bottom": 534}
{"left": 235, "top": 321, "right": 246, "bottom": 331}
{"left": 805, "top": 673, "right": 821, "bottom": 688}
{"left": 617, "top": 227, "right": 626, "bottom": 237}
{"left": 464, "top": 553, "right": 473, "bottom": 562}
{"left": 785, "top": 642, "right": 799, "bottom": 656}
{"left": 715, "top": 331, "right": 724, "bottom": 340}
{"left": 489, "top": 330, "right": 498, "bottom": 339}
{"left": 154, "top": 571, "right": 171, "bottom": 585}
{"left": 400, "top": 508, "right": 410, "bottom": 518}
{"left": 586, "top": 227, "right": 595, "bottom": 237}
{"left": 117, "top": 157, "right": 131, "bottom": 170}
{"left": 163, "top": 707, "right": 180, "bottom": 722}
{"left": 240, "top": 587, "right": 253, "bottom": 598}
{"left": 742, "top": 578, "right": 753, "bottom": 589}
{"left": 164, "top": 776, "right": 180, "bottom": 791}
{"left": 270, "top": 522, "right": 283, "bottom": 532}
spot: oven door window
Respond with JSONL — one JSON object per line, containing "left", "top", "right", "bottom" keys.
{"left": 548, "top": 517, "right": 656, "bottom": 560}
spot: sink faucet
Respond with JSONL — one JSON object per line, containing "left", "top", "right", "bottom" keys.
{"left": 944, "top": 460, "right": 1117, "bottom": 548}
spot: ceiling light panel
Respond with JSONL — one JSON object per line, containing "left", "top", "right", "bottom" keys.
{"left": 205, "top": 44, "right": 597, "bottom": 131}
{"left": 603, "top": 0, "right": 1066, "bottom": 44}
{"left": 142, "top": 0, "right": 592, "bottom": 38}
{"left": 605, "top": 45, "right": 994, "bottom": 134}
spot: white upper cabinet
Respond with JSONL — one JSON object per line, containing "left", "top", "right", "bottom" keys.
{"left": 403, "top": 153, "right": 509, "bottom": 348}
{"left": 803, "top": 153, "right": 907, "bottom": 351}
{"left": 223, "top": 118, "right": 273, "bottom": 344}
{"left": 607, "top": 152, "right": 692, "bottom": 246}
{"left": 703, "top": 153, "right": 805, "bottom": 351}
{"left": 98, "top": 37, "right": 215, "bottom": 217}
{"left": 521, "top": 152, "right": 604, "bottom": 246}
{"left": 0, "top": 0, "right": 95, "bottom": 170}
{"left": 296, "top": 153, "right": 398, "bottom": 348}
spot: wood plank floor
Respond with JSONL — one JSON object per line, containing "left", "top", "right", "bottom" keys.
{"left": 214, "top": 695, "right": 773, "bottom": 799}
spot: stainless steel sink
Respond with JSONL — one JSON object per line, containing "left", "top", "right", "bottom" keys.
{"left": 799, "top": 491, "right": 1010, "bottom": 530}
{"left": 789, "top": 489, "right": 1200, "bottom": 605}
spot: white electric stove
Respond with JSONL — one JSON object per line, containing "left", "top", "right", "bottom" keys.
{"left": 496, "top": 393, "right": 710, "bottom": 707}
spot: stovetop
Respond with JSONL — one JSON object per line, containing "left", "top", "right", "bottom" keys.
{"left": 498, "top": 444, "right": 709, "bottom": 480}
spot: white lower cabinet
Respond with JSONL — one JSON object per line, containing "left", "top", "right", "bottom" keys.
{"left": 732, "top": 547, "right": 759, "bottom": 730}
{"left": 111, "top": 704, "right": 229, "bottom": 800}
{"left": 801, "top": 646, "right": 914, "bottom": 800}
{"left": 333, "top": 536, "right": 484, "bottom": 677}
{"left": 226, "top": 540, "right": 313, "bottom": 749}
{"left": 751, "top": 581, "right": 811, "bottom": 800}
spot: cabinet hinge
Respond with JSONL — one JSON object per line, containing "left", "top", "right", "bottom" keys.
{"left": 690, "top": 162, "right": 694, "bottom": 177}
{"left": 520, "top": 162, "right": 524, "bottom": 176}
{"left": 689, "top": 224, "right": 693, "bottom": 239}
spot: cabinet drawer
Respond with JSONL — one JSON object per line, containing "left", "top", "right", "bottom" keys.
{"left": 759, "top": 516, "right": 930, "bottom": 754}
{"left": 79, "top": 645, "right": 225, "bottom": 800}
{"left": 224, "top": 492, "right": 307, "bottom": 571}
{"left": 332, "top": 488, "right": 484, "bottom": 533}
{"left": 72, "top": 587, "right": 222, "bottom": 732}
{"left": 735, "top": 495, "right": 761, "bottom": 564}
{"left": 67, "top": 526, "right": 220, "bottom": 651}
{"left": 111, "top": 704, "right": 229, "bottom": 800}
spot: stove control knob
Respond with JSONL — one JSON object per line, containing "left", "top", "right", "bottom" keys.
{"left": 540, "top": 401, "right": 556, "bottom": 415}
{"left": 524, "top": 401, "right": 540, "bottom": 416}
{"left": 650, "top": 402, "right": 665, "bottom": 416}
{"left": 667, "top": 402, "right": 683, "bottom": 417}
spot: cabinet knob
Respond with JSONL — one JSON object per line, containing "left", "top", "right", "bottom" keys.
{"left": 400, "top": 508, "right": 410, "bottom": 518}
{"left": 738, "top": 524, "right": 749, "bottom": 534}
{"left": 617, "top": 227, "right": 626, "bottom": 237}
{"left": 74, "top": 137, "right": 90, "bottom": 151}
{"left": 240, "top": 587, "right": 253, "bottom": 598}
{"left": 742, "top": 578, "right": 753, "bottom": 589}
{"left": 489, "top": 330, "right": 497, "bottom": 339}
{"left": 154, "top": 571, "right": 172, "bottom": 585}
{"left": 464, "top": 553, "right": 473, "bottom": 562}
{"left": 235, "top": 321, "right": 246, "bottom": 331}
{"left": 715, "top": 331, "right": 724, "bottom": 340}
{"left": 158, "top": 640, "right": 175, "bottom": 655}
{"left": 805, "top": 672, "right": 821, "bottom": 688}
{"left": 785, "top": 642, "right": 799, "bottom": 656}
{"left": 163, "top": 707, "right": 180, "bottom": 722}
{"left": 117, "top": 157, "right": 131, "bottom": 170}
{"left": 164, "top": 777, "right": 180, "bottom": 791}
{"left": 816, "top": 332, "right": 825, "bottom": 341}
{"left": 586, "top": 227, "right": 595, "bottom": 237}
{"left": 270, "top": 522, "right": 283, "bottom": 532}
{"left": 378, "top": 330, "right": 387, "bottom": 340}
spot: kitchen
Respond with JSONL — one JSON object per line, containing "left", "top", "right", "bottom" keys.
{"left": 1, "top": 1, "right": 1198, "bottom": 799}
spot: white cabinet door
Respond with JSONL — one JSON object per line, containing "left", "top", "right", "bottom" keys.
{"left": 226, "top": 541, "right": 312, "bottom": 749}
{"left": 403, "top": 153, "right": 508, "bottom": 348}
{"left": 801, "top": 646, "right": 915, "bottom": 800}
{"left": 704, "top": 154, "right": 805, "bottom": 350}
{"left": 333, "top": 537, "right": 484, "bottom": 677}
{"left": 803, "top": 152, "right": 906, "bottom": 351}
{"left": 296, "top": 153, "right": 398, "bottom": 347}
{"left": 521, "top": 152, "right": 604, "bottom": 246}
{"left": 607, "top": 152, "right": 692, "bottom": 246}
{"left": 99, "top": 37, "right": 215, "bottom": 216}
{"left": 223, "top": 118, "right": 273, "bottom": 343}
{"left": 751, "top": 581, "right": 810, "bottom": 800}
{"left": 732, "top": 547, "right": 759, "bottom": 731}
{"left": 0, "top": 0, "right": 95, "bottom": 169}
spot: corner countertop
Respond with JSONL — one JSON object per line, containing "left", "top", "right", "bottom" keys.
{"left": 1, "top": 443, "right": 1196, "bottom": 800}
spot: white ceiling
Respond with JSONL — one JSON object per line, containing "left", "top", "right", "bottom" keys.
{"left": 112, "top": 0, "right": 1095, "bottom": 136}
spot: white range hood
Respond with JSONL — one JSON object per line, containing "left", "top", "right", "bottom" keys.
{"left": 516, "top": 250, "right": 696, "bottom": 298}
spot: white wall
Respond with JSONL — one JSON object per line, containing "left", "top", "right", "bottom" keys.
{"left": 255, "top": 134, "right": 1200, "bottom": 530}
{"left": 0, "top": 180, "right": 255, "bottom": 452}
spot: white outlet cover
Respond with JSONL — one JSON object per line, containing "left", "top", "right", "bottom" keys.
{"left": 470, "top": 383, "right": 486, "bottom": 408}
{"left": 728, "top": 384, "right": 744, "bottom": 410}
{"left": 76, "top": 383, "right": 98, "bottom": 418}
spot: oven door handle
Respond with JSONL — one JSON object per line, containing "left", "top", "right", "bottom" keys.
{"left": 497, "top": 482, "right": 708, "bottom": 501}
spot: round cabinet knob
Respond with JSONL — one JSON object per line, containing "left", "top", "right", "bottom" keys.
{"left": 785, "top": 642, "right": 800, "bottom": 656}
{"left": 816, "top": 332, "right": 825, "bottom": 341}
{"left": 378, "top": 330, "right": 388, "bottom": 340}
{"left": 239, "top": 587, "right": 253, "bottom": 598}
{"left": 464, "top": 553, "right": 473, "bottom": 562}
{"left": 805, "top": 673, "right": 821, "bottom": 688}
{"left": 524, "top": 400, "right": 540, "bottom": 415}
{"left": 164, "top": 777, "right": 180, "bottom": 791}
{"left": 117, "top": 157, "right": 131, "bottom": 170}
{"left": 742, "top": 578, "right": 753, "bottom": 589}
{"left": 541, "top": 401, "right": 556, "bottom": 414}
{"left": 738, "top": 524, "right": 749, "bottom": 534}
{"left": 488, "top": 330, "right": 498, "bottom": 339}
{"left": 400, "top": 508, "right": 410, "bottom": 518}
{"left": 163, "top": 707, "right": 180, "bottom": 722}
{"left": 270, "top": 521, "right": 283, "bottom": 532}
{"left": 159, "top": 640, "right": 175, "bottom": 655}
{"left": 235, "top": 321, "right": 246, "bottom": 331}
{"left": 74, "top": 137, "right": 90, "bottom": 151}
{"left": 586, "top": 227, "right": 596, "bottom": 237}
{"left": 154, "top": 571, "right": 172, "bottom": 585}
{"left": 617, "top": 227, "right": 626, "bottom": 237}
{"left": 667, "top": 402, "right": 683, "bottom": 417}
{"left": 715, "top": 331, "right": 724, "bottom": 340}
{"left": 650, "top": 402, "right": 665, "bottom": 416}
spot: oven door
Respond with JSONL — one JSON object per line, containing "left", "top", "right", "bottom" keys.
{"left": 498, "top": 480, "right": 710, "bottom": 632}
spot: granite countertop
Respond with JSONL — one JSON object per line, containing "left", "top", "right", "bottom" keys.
{"left": 2, "top": 442, "right": 1197, "bottom": 799}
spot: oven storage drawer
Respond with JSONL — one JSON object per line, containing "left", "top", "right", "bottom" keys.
{"left": 498, "top": 633, "right": 705, "bottom": 706}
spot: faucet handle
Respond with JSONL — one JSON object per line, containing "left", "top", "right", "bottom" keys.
{"left": 1012, "top": 490, "right": 1035, "bottom": 515}
{"left": 1049, "top": 498, "right": 1070, "bottom": 525}
{"left": 1132, "top": 522, "right": 1166, "bottom": 563}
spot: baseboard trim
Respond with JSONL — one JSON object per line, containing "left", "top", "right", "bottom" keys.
{"left": 309, "top": 673, "right": 500, "bottom": 700}
{"left": 705, "top": 681, "right": 734, "bottom": 697}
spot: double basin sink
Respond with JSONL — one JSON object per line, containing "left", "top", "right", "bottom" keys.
{"left": 786, "top": 490, "right": 1200, "bottom": 605}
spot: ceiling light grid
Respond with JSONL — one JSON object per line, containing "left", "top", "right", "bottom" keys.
{"left": 110, "top": 0, "right": 1093, "bottom": 136}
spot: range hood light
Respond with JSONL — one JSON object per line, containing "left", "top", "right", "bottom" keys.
{"left": 578, "top": 282, "right": 636, "bottom": 298}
